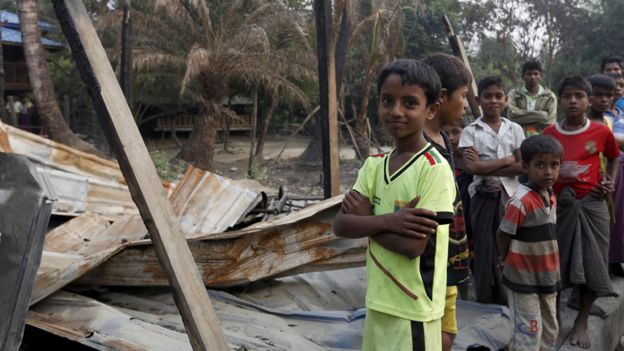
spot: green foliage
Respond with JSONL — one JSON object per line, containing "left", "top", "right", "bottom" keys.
{"left": 247, "top": 158, "right": 266, "bottom": 180}
{"left": 149, "top": 149, "right": 187, "bottom": 182}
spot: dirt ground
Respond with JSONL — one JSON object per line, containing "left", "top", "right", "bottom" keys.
{"left": 147, "top": 133, "right": 370, "bottom": 197}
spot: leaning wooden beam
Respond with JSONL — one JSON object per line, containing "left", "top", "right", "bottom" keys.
{"left": 51, "top": 1, "right": 227, "bottom": 350}
{"left": 442, "top": 14, "right": 482, "bottom": 119}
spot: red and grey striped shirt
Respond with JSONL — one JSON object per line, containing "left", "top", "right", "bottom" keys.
{"left": 499, "top": 184, "right": 561, "bottom": 294}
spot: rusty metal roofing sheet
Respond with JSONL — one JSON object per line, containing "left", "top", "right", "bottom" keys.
{"left": 169, "top": 166, "right": 260, "bottom": 238}
{"left": 0, "top": 121, "right": 141, "bottom": 217}
{"left": 76, "top": 195, "right": 367, "bottom": 288}
{"left": 31, "top": 213, "right": 147, "bottom": 305}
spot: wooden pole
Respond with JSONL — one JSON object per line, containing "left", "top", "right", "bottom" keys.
{"left": 314, "top": 0, "right": 340, "bottom": 198}
{"left": 51, "top": 1, "right": 227, "bottom": 350}
{"left": 119, "top": 0, "right": 133, "bottom": 107}
{"left": 442, "top": 15, "right": 482, "bottom": 119}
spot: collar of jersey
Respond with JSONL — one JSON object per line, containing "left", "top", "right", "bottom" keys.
{"left": 383, "top": 143, "right": 433, "bottom": 184}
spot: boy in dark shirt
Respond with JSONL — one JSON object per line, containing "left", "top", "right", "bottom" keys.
{"left": 422, "top": 53, "right": 472, "bottom": 351}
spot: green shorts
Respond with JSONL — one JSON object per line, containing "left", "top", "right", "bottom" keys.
{"left": 363, "top": 309, "right": 442, "bottom": 351}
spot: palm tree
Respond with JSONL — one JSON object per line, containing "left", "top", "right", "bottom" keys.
{"left": 133, "top": 0, "right": 314, "bottom": 170}
{"left": 346, "top": 0, "right": 406, "bottom": 158}
{"left": 17, "top": 0, "right": 103, "bottom": 156}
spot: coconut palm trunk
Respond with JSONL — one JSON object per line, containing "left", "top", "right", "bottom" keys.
{"left": 18, "top": 0, "right": 103, "bottom": 156}
{"left": 179, "top": 102, "right": 218, "bottom": 170}
{"left": 254, "top": 89, "right": 278, "bottom": 161}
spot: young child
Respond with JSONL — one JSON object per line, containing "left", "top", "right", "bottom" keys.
{"left": 442, "top": 117, "right": 474, "bottom": 254}
{"left": 587, "top": 74, "right": 616, "bottom": 128}
{"left": 507, "top": 60, "right": 558, "bottom": 136}
{"left": 601, "top": 56, "right": 624, "bottom": 111}
{"left": 333, "top": 59, "right": 456, "bottom": 350}
{"left": 422, "top": 53, "right": 472, "bottom": 351}
{"left": 587, "top": 75, "right": 617, "bottom": 226}
{"left": 543, "top": 75, "right": 621, "bottom": 349}
{"left": 498, "top": 135, "right": 562, "bottom": 351}
{"left": 606, "top": 72, "right": 624, "bottom": 122}
{"left": 609, "top": 86, "right": 624, "bottom": 276}
{"left": 459, "top": 76, "right": 526, "bottom": 305}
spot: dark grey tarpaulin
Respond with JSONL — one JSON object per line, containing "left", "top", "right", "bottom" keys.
{"left": 0, "top": 153, "right": 54, "bottom": 350}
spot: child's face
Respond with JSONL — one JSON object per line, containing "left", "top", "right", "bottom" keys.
{"left": 439, "top": 85, "right": 469, "bottom": 125}
{"left": 560, "top": 86, "right": 589, "bottom": 120}
{"left": 590, "top": 86, "right": 615, "bottom": 113}
{"left": 523, "top": 153, "right": 561, "bottom": 190}
{"left": 615, "top": 78, "right": 624, "bottom": 100}
{"left": 477, "top": 85, "right": 507, "bottom": 118}
{"left": 522, "top": 69, "right": 541, "bottom": 90}
{"left": 378, "top": 74, "right": 437, "bottom": 141}
{"left": 442, "top": 123, "right": 463, "bottom": 150}
{"left": 603, "top": 63, "right": 622, "bottom": 75}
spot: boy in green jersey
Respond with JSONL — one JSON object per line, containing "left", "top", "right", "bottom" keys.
{"left": 333, "top": 59, "right": 456, "bottom": 350}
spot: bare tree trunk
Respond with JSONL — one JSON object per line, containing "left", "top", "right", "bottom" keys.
{"left": 353, "top": 65, "right": 373, "bottom": 158}
{"left": 254, "top": 90, "right": 277, "bottom": 160}
{"left": 18, "top": 0, "right": 103, "bottom": 156}
{"left": 222, "top": 111, "right": 230, "bottom": 152}
{"left": 0, "top": 22, "right": 6, "bottom": 123}
{"left": 120, "top": 0, "right": 133, "bottom": 107}
{"left": 179, "top": 103, "right": 217, "bottom": 171}
{"left": 247, "top": 87, "right": 258, "bottom": 176}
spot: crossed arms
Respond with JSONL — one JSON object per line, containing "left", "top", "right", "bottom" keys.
{"left": 333, "top": 191, "right": 438, "bottom": 259}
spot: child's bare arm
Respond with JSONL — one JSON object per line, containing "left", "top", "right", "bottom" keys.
{"left": 607, "top": 157, "right": 619, "bottom": 181}
{"left": 497, "top": 229, "right": 512, "bottom": 263}
{"left": 461, "top": 147, "right": 516, "bottom": 175}
{"left": 333, "top": 192, "right": 438, "bottom": 239}
{"left": 372, "top": 233, "right": 429, "bottom": 259}
{"left": 491, "top": 149, "right": 524, "bottom": 176}
{"left": 336, "top": 191, "right": 436, "bottom": 258}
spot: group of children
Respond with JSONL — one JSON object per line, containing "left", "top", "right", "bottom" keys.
{"left": 333, "top": 54, "right": 624, "bottom": 350}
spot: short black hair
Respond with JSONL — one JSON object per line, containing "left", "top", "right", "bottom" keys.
{"left": 557, "top": 75, "right": 592, "bottom": 98}
{"left": 601, "top": 56, "right": 623, "bottom": 72}
{"left": 522, "top": 60, "right": 542, "bottom": 74}
{"left": 588, "top": 74, "right": 616, "bottom": 93}
{"left": 477, "top": 76, "right": 505, "bottom": 96}
{"left": 377, "top": 59, "right": 441, "bottom": 106}
{"left": 521, "top": 135, "right": 563, "bottom": 164}
{"left": 422, "top": 53, "right": 473, "bottom": 95}
{"left": 443, "top": 116, "right": 467, "bottom": 128}
{"left": 608, "top": 72, "right": 624, "bottom": 80}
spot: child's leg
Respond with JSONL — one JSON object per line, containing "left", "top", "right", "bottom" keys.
{"left": 570, "top": 285, "right": 596, "bottom": 349}
{"left": 363, "top": 309, "right": 442, "bottom": 351}
{"left": 508, "top": 289, "right": 542, "bottom": 351}
{"left": 442, "top": 286, "right": 458, "bottom": 351}
{"left": 539, "top": 292, "right": 558, "bottom": 351}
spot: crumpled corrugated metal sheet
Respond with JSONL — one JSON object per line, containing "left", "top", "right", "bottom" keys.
{"left": 28, "top": 268, "right": 369, "bottom": 351}
{"left": 76, "top": 195, "right": 368, "bottom": 288}
{"left": 169, "top": 166, "right": 260, "bottom": 238}
{"left": 31, "top": 213, "right": 148, "bottom": 305}
{"left": 0, "top": 121, "right": 139, "bottom": 217}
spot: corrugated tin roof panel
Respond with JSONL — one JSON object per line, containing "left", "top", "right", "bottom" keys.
{"left": 1, "top": 26, "right": 64, "bottom": 47}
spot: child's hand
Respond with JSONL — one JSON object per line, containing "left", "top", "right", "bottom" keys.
{"left": 342, "top": 190, "right": 373, "bottom": 216}
{"left": 591, "top": 174, "right": 615, "bottom": 199}
{"left": 390, "top": 196, "right": 438, "bottom": 239}
{"left": 463, "top": 147, "right": 480, "bottom": 161}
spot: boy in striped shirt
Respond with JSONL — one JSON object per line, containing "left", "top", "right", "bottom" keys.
{"left": 498, "top": 135, "right": 563, "bottom": 351}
